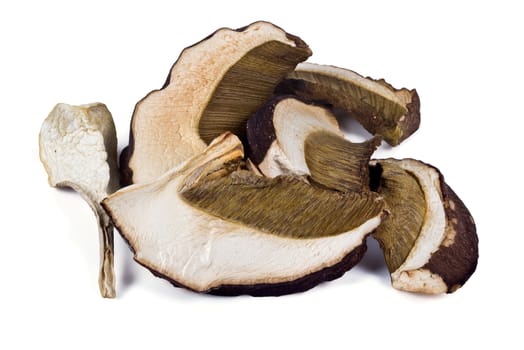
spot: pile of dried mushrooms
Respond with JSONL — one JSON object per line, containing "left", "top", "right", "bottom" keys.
{"left": 39, "top": 21, "right": 478, "bottom": 298}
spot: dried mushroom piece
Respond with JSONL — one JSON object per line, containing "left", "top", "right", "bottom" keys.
{"left": 247, "top": 96, "right": 380, "bottom": 192}
{"left": 121, "top": 21, "right": 312, "bottom": 185}
{"left": 370, "top": 162, "right": 426, "bottom": 274}
{"left": 103, "top": 133, "right": 386, "bottom": 296}
{"left": 39, "top": 103, "right": 119, "bottom": 298}
{"left": 276, "top": 63, "right": 420, "bottom": 146}
{"left": 370, "top": 159, "right": 478, "bottom": 294}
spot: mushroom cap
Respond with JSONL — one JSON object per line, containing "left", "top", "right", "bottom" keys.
{"left": 247, "top": 96, "right": 380, "bottom": 192}
{"left": 276, "top": 62, "right": 420, "bottom": 146}
{"left": 121, "top": 21, "right": 311, "bottom": 185}
{"left": 371, "top": 158, "right": 478, "bottom": 294}
{"left": 104, "top": 133, "right": 386, "bottom": 296}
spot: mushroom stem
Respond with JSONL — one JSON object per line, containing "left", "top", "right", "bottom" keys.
{"left": 39, "top": 103, "right": 119, "bottom": 298}
{"left": 96, "top": 204, "right": 115, "bottom": 298}
{"left": 62, "top": 183, "right": 117, "bottom": 298}
{"left": 276, "top": 63, "right": 420, "bottom": 146}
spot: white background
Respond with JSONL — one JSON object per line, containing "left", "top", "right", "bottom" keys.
{"left": 1, "top": 1, "right": 522, "bottom": 348}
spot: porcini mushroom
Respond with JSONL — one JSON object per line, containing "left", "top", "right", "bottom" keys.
{"left": 247, "top": 96, "right": 381, "bottom": 192}
{"left": 103, "top": 133, "right": 386, "bottom": 296}
{"left": 275, "top": 63, "right": 420, "bottom": 146}
{"left": 120, "top": 21, "right": 312, "bottom": 185}
{"left": 39, "top": 103, "right": 119, "bottom": 298}
{"left": 370, "top": 159, "right": 478, "bottom": 294}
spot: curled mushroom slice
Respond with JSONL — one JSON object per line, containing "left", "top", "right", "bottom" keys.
{"left": 103, "top": 133, "right": 386, "bottom": 296}
{"left": 370, "top": 159, "right": 478, "bottom": 294}
{"left": 247, "top": 96, "right": 381, "bottom": 192}
{"left": 121, "top": 21, "right": 312, "bottom": 185}
{"left": 275, "top": 63, "right": 420, "bottom": 146}
{"left": 39, "top": 103, "right": 119, "bottom": 298}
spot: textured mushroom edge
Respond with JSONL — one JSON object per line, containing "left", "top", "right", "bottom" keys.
{"left": 108, "top": 217, "right": 369, "bottom": 297}
{"left": 423, "top": 175, "right": 478, "bottom": 293}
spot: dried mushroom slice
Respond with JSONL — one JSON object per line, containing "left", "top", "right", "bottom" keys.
{"left": 103, "top": 133, "right": 386, "bottom": 296}
{"left": 276, "top": 63, "right": 420, "bottom": 146}
{"left": 39, "top": 103, "right": 119, "bottom": 298}
{"left": 247, "top": 96, "right": 380, "bottom": 192}
{"left": 370, "top": 161, "right": 426, "bottom": 274}
{"left": 121, "top": 21, "right": 312, "bottom": 185}
{"left": 370, "top": 159, "right": 478, "bottom": 294}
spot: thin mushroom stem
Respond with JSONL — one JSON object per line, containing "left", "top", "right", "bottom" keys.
{"left": 74, "top": 188, "right": 116, "bottom": 298}
{"left": 96, "top": 204, "right": 115, "bottom": 298}
{"left": 57, "top": 183, "right": 117, "bottom": 298}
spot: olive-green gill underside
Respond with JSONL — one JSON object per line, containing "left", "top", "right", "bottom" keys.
{"left": 288, "top": 70, "right": 406, "bottom": 121}
{"left": 199, "top": 41, "right": 311, "bottom": 144}
{"left": 305, "top": 130, "right": 380, "bottom": 193}
{"left": 372, "top": 162, "right": 427, "bottom": 273}
{"left": 182, "top": 170, "right": 384, "bottom": 239}
{"left": 278, "top": 64, "right": 418, "bottom": 145}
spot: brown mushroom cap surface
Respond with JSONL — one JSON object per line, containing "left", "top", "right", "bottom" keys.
{"left": 121, "top": 21, "right": 311, "bottom": 185}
